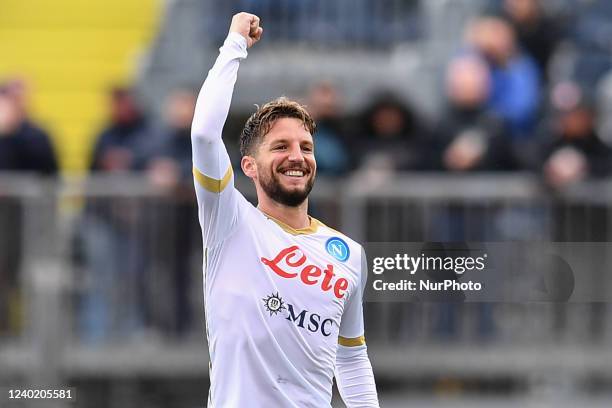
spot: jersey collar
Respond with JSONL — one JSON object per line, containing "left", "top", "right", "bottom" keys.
{"left": 258, "top": 209, "right": 323, "bottom": 235}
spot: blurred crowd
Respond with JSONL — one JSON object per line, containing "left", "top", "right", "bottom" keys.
{"left": 2, "top": 0, "right": 612, "bottom": 341}
{"left": 297, "top": 0, "right": 612, "bottom": 190}
{"left": 2, "top": 1, "right": 612, "bottom": 187}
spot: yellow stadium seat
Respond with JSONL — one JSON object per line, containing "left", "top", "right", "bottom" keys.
{"left": 0, "top": 0, "right": 162, "bottom": 173}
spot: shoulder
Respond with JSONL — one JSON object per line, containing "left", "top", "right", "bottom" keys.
{"left": 94, "top": 126, "right": 117, "bottom": 144}
{"left": 314, "top": 219, "right": 365, "bottom": 268}
{"left": 22, "top": 121, "right": 50, "bottom": 137}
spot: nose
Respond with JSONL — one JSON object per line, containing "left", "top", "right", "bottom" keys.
{"left": 287, "top": 142, "right": 304, "bottom": 163}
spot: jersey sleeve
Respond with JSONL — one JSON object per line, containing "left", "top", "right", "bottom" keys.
{"left": 338, "top": 246, "right": 368, "bottom": 346}
{"left": 335, "top": 246, "right": 379, "bottom": 407}
{"left": 191, "top": 32, "right": 248, "bottom": 248}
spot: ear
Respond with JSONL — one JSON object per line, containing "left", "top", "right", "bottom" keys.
{"left": 241, "top": 155, "right": 258, "bottom": 179}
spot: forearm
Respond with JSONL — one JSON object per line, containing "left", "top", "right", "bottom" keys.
{"left": 191, "top": 33, "right": 247, "bottom": 180}
{"left": 192, "top": 32, "right": 247, "bottom": 143}
{"left": 335, "top": 344, "right": 379, "bottom": 407}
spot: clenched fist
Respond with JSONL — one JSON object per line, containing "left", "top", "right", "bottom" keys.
{"left": 229, "top": 12, "right": 263, "bottom": 48}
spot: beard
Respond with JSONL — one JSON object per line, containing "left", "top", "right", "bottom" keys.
{"left": 259, "top": 166, "right": 315, "bottom": 207}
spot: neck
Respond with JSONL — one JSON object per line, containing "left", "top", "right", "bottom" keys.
{"left": 257, "top": 195, "right": 310, "bottom": 230}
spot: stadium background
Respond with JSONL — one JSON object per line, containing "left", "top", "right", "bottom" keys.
{"left": 2, "top": 0, "right": 612, "bottom": 406}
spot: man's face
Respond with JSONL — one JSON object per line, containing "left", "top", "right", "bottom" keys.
{"left": 250, "top": 117, "right": 316, "bottom": 207}
{"left": 166, "top": 91, "right": 196, "bottom": 130}
{"left": 111, "top": 92, "right": 140, "bottom": 125}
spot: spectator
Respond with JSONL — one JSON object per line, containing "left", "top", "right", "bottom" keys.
{"left": 144, "top": 89, "right": 199, "bottom": 336}
{"left": 0, "top": 82, "right": 58, "bottom": 174}
{"left": 305, "top": 82, "right": 351, "bottom": 175}
{"left": 147, "top": 89, "right": 196, "bottom": 185}
{"left": 500, "top": 0, "right": 564, "bottom": 80}
{"left": 436, "top": 55, "right": 517, "bottom": 172}
{"left": 77, "top": 86, "right": 152, "bottom": 343}
{"left": 354, "top": 92, "right": 432, "bottom": 172}
{"left": 466, "top": 16, "right": 541, "bottom": 137}
{"left": 90, "top": 87, "right": 151, "bottom": 171}
{"left": 0, "top": 80, "right": 57, "bottom": 335}
{"left": 541, "top": 82, "right": 612, "bottom": 189}
{"left": 430, "top": 58, "right": 509, "bottom": 341}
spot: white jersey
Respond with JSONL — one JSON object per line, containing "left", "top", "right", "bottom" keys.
{"left": 192, "top": 33, "right": 369, "bottom": 408}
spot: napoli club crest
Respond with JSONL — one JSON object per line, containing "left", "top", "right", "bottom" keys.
{"left": 325, "top": 237, "right": 350, "bottom": 262}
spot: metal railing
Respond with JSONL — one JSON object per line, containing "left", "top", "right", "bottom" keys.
{"left": 1, "top": 172, "right": 612, "bottom": 400}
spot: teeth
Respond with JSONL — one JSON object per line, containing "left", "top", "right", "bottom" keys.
{"left": 284, "top": 170, "right": 304, "bottom": 177}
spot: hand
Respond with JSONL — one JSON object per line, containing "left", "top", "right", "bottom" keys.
{"left": 229, "top": 12, "right": 263, "bottom": 48}
{"left": 100, "top": 148, "right": 133, "bottom": 171}
{"left": 147, "top": 158, "right": 181, "bottom": 191}
{"left": 544, "top": 146, "right": 588, "bottom": 188}
{"left": 443, "top": 130, "right": 486, "bottom": 171}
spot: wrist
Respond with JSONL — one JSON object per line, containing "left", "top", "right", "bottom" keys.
{"left": 224, "top": 32, "right": 248, "bottom": 53}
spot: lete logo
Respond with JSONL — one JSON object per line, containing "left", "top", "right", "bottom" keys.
{"left": 261, "top": 246, "right": 349, "bottom": 299}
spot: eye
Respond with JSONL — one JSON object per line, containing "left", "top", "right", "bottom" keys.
{"left": 302, "top": 145, "right": 314, "bottom": 153}
{"left": 272, "top": 144, "right": 287, "bottom": 151}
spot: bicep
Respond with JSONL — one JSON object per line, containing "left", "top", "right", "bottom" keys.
{"left": 192, "top": 138, "right": 243, "bottom": 248}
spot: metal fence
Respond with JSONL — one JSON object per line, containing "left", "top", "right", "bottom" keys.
{"left": 1, "top": 173, "right": 612, "bottom": 405}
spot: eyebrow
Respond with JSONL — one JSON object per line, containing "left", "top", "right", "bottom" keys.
{"left": 269, "top": 138, "right": 289, "bottom": 145}
{"left": 268, "top": 138, "right": 313, "bottom": 146}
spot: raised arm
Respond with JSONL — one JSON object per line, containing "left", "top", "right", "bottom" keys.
{"left": 191, "top": 13, "right": 262, "bottom": 248}
{"left": 335, "top": 247, "right": 379, "bottom": 407}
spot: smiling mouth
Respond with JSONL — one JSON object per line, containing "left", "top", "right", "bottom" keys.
{"left": 279, "top": 168, "right": 308, "bottom": 178}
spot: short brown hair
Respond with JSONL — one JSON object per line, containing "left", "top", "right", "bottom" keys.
{"left": 240, "top": 97, "right": 316, "bottom": 156}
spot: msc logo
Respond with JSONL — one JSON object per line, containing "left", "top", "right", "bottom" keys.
{"left": 263, "top": 292, "right": 333, "bottom": 337}
{"left": 326, "top": 237, "right": 350, "bottom": 262}
{"left": 262, "top": 292, "right": 286, "bottom": 316}
{"left": 286, "top": 304, "right": 333, "bottom": 337}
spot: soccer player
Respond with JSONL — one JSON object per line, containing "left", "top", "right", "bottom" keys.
{"left": 191, "top": 12, "right": 379, "bottom": 407}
